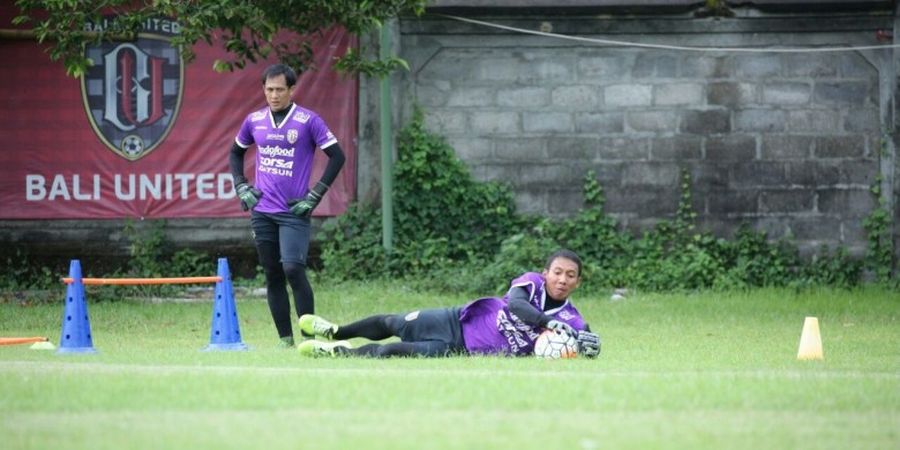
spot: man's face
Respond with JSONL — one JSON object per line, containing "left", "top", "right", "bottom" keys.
{"left": 542, "top": 257, "right": 581, "bottom": 301}
{"left": 264, "top": 74, "right": 295, "bottom": 112}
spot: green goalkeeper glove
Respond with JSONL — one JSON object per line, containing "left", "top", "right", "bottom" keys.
{"left": 235, "top": 183, "right": 262, "bottom": 211}
{"left": 288, "top": 182, "right": 328, "bottom": 218}
{"left": 576, "top": 331, "right": 601, "bottom": 358}
{"left": 546, "top": 319, "right": 576, "bottom": 337}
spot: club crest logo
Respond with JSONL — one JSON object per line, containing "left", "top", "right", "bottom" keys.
{"left": 81, "top": 16, "right": 183, "bottom": 161}
{"left": 287, "top": 129, "right": 298, "bottom": 144}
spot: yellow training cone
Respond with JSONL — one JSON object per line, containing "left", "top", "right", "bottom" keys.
{"left": 797, "top": 316, "right": 823, "bottom": 360}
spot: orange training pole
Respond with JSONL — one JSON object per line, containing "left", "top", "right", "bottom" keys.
{"left": 0, "top": 337, "right": 49, "bottom": 346}
{"left": 61, "top": 276, "right": 222, "bottom": 285}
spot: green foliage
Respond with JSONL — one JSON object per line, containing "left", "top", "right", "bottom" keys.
{"left": 319, "top": 203, "right": 388, "bottom": 280}
{"left": 14, "top": 0, "right": 426, "bottom": 78}
{"left": 393, "top": 109, "right": 524, "bottom": 263}
{"left": 320, "top": 121, "right": 878, "bottom": 293}
{"left": 0, "top": 249, "right": 58, "bottom": 302}
{"left": 123, "top": 220, "right": 169, "bottom": 278}
{"left": 319, "top": 110, "right": 524, "bottom": 283}
{"left": 548, "top": 172, "right": 629, "bottom": 287}
{"left": 555, "top": 170, "right": 862, "bottom": 292}
{"left": 333, "top": 47, "right": 411, "bottom": 78}
{"left": 798, "top": 246, "right": 864, "bottom": 288}
{"left": 0, "top": 221, "right": 219, "bottom": 303}
{"left": 119, "top": 220, "right": 214, "bottom": 279}
{"left": 467, "top": 231, "right": 561, "bottom": 295}
{"left": 863, "top": 175, "right": 894, "bottom": 283}
{"left": 99, "top": 220, "right": 216, "bottom": 301}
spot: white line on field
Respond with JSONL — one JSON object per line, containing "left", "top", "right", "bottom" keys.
{"left": 1, "top": 361, "right": 897, "bottom": 380}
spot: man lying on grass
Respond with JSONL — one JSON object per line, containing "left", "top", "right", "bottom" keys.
{"left": 297, "top": 249, "right": 601, "bottom": 358}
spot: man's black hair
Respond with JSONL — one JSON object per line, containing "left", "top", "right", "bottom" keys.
{"left": 262, "top": 64, "right": 297, "bottom": 87}
{"left": 545, "top": 249, "right": 582, "bottom": 277}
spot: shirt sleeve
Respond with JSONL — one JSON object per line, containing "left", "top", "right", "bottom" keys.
{"left": 235, "top": 116, "right": 254, "bottom": 148}
{"left": 311, "top": 115, "right": 338, "bottom": 149}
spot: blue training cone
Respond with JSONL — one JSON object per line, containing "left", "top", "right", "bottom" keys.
{"left": 204, "top": 258, "right": 248, "bottom": 351}
{"left": 57, "top": 260, "right": 97, "bottom": 354}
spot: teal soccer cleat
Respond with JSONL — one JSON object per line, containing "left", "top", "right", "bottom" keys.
{"left": 277, "top": 336, "right": 295, "bottom": 348}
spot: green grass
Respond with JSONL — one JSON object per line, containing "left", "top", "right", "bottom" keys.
{"left": 1, "top": 284, "right": 898, "bottom": 449}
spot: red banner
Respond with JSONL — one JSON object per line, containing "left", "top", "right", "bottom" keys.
{"left": 0, "top": 7, "right": 356, "bottom": 219}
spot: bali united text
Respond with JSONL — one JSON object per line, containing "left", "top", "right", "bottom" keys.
{"left": 25, "top": 173, "right": 238, "bottom": 201}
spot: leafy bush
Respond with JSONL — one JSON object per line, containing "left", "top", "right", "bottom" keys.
{"left": 0, "top": 248, "right": 58, "bottom": 302}
{"left": 0, "top": 220, "right": 218, "bottom": 303}
{"left": 319, "top": 112, "right": 881, "bottom": 294}
{"left": 319, "top": 109, "right": 524, "bottom": 283}
{"left": 99, "top": 220, "right": 216, "bottom": 301}
{"left": 393, "top": 109, "right": 524, "bottom": 262}
{"left": 863, "top": 175, "right": 893, "bottom": 283}
{"left": 319, "top": 203, "right": 387, "bottom": 279}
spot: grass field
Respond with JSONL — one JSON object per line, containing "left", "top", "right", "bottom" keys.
{"left": 1, "top": 283, "right": 898, "bottom": 449}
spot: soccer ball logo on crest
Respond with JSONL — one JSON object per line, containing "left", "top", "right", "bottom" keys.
{"left": 534, "top": 329, "right": 578, "bottom": 359}
{"left": 121, "top": 134, "right": 145, "bottom": 157}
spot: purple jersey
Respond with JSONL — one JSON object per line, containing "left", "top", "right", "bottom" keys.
{"left": 235, "top": 103, "right": 337, "bottom": 213}
{"left": 459, "top": 272, "right": 587, "bottom": 356}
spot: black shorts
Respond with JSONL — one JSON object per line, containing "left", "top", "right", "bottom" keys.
{"left": 388, "top": 307, "right": 466, "bottom": 356}
{"left": 250, "top": 211, "right": 311, "bottom": 265}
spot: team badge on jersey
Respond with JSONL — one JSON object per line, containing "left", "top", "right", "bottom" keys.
{"left": 287, "top": 129, "right": 298, "bottom": 144}
{"left": 80, "top": 16, "right": 184, "bottom": 161}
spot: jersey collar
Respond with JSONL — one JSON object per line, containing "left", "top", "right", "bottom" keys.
{"left": 269, "top": 103, "right": 296, "bottom": 129}
{"left": 540, "top": 287, "right": 569, "bottom": 315}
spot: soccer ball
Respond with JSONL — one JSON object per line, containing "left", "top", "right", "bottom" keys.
{"left": 533, "top": 329, "right": 578, "bottom": 359}
{"left": 121, "top": 135, "right": 145, "bottom": 157}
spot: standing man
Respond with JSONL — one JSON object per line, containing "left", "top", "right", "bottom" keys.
{"left": 229, "top": 63, "right": 345, "bottom": 347}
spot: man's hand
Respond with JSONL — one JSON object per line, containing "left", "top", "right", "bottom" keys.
{"left": 288, "top": 182, "right": 328, "bottom": 218}
{"left": 288, "top": 192, "right": 321, "bottom": 218}
{"left": 576, "top": 331, "right": 601, "bottom": 358}
{"left": 546, "top": 320, "right": 576, "bottom": 337}
{"left": 235, "top": 183, "right": 262, "bottom": 211}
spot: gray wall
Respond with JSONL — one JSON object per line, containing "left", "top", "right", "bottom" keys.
{"left": 356, "top": 9, "right": 899, "bottom": 262}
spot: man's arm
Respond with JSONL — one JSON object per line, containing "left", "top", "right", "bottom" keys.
{"left": 507, "top": 287, "right": 576, "bottom": 336}
{"left": 229, "top": 142, "right": 262, "bottom": 211}
{"left": 507, "top": 286, "right": 548, "bottom": 327}
{"left": 229, "top": 142, "right": 249, "bottom": 186}
{"left": 318, "top": 143, "right": 345, "bottom": 187}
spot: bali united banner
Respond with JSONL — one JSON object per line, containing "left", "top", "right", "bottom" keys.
{"left": 0, "top": 7, "right": 357, "bottom": 219}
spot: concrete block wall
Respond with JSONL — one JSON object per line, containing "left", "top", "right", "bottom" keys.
{"left": 381, "top": 14, "right": 892, "bottom": 258}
